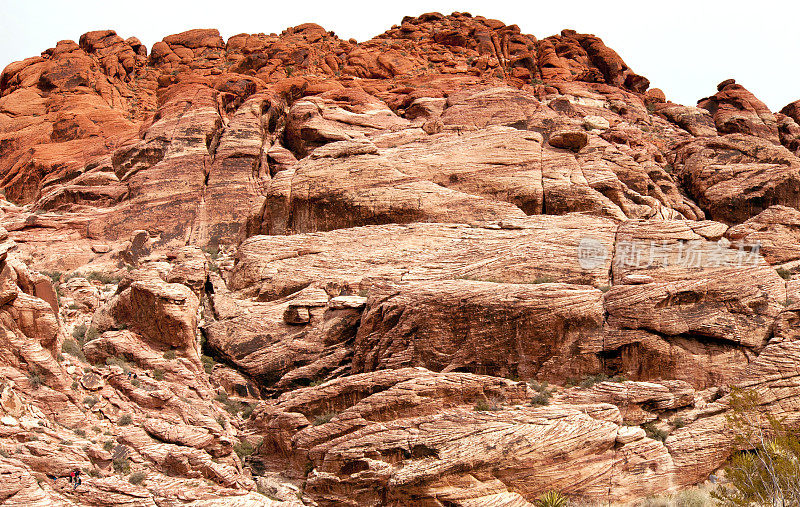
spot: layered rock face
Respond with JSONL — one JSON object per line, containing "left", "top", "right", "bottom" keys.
{"left": 2, "top": 10, "right": 800, "bottom": 507}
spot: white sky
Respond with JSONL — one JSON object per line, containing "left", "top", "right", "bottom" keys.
{"left": 1, "top": 0, "right": 797, "bottom": 111}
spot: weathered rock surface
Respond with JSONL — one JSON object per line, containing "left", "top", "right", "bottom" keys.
{"left": 3, "top": 9, "right": 800, "bottom": 507}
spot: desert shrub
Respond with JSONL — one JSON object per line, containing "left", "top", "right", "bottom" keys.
{"left": 118, "top": 414, "right": 133, "bottom": 426}
{"left": 131, "top": 378, "right": 140, "bottom": 387}
{"left": 528, "top": 380, "right": 553, "bottom": 406}
{"left": 113, "top": 457, "right": 130, "bottom": 474}
{"left": 72, "top": 323, "right": 87, "bottom": 340}
{"left": 162, "top": 350, "right": 176, "bottom": 360}
{"left": 105, "top": 356, "right": 129, "bottom": 372}
{"left": 474, "top": 397, "right": 501, "bottom": 412}
{"left": 128, "top": 471, "right": 146, "bottom": 485}
{"left": 776, "top": 267, "right": 793, "bottom": 280}
{"left": 152, "top": 368, "right": 164, "bottom": 381}
{"left": 85, "top": 271, "right": 121, "bottom": 285}
{"left": 233, "top": 438, "right": 255, "bottom": 459}
{"left": 711, "top": 389, "right": 800, "bottom": 506}
{"left": 673, "top": 417, "right": 687, "bottom": 429}
{"left": 201, "top": 354, "right": 216, "bottom": 374}
{"left": 27, "top": 370, "right": 44, "bottom": 389}
{"left": 672, "top": 488, "right": 710, "bottom": 507}
{"left": 85, "top": 326, "right": 100, "bottom": 341}
{"left": 532, "top": 275, "right": 556, "bottom": 284}
{"left": 103, "top": 440, "right": 113, "bottom": 451}
{"left": 61, "top": 339, "right": 85, "bottom": 361}
{"left": 73, "top": 428, "right": 86, "bottom": 437}
{"left": 42, "top": 271, "right": 63, "bottom": 284}
{"left": 313, "top": 411, "right": 338, "bottom": 426}
{"left": 534, "top": 491, "right": 568, "bottom": 507}
{"left": 240, "top": 403, "right": 255, "bottom": 419}
{"left": 642, "top": 422, "right": 669, "bottom": 442}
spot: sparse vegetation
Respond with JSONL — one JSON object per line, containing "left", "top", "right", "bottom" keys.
{"left": 313, "top": 411, "right": 338, "bottom": 425}
{"left": 474, "top": 397, "right": 501, "bottom": 412}
{"left": 73, "top": 428, "right": 86, "bottom": 437}
{"left": 201, "top": 354, "right": 216, "bottom": 374}
{"left": 528, "top": 380, "right": 553, "bottom": 406}
{"left": 532, "top": 275, "right": 556, "bottom": 284}
{"left": 85, "top": 326, "right": 100, "bottom": 341}
{"left": 534, "top": 490, "right": 568, "bottom": 507}
{"left": 113, "top": 457, "right": 131, "bottom": 474}
{"left": 128, "top": 471, "right": 146, "bottom": 485}
{"left": 105, "top": 356, "right": 129, "bottom": 372}
{"left": 72, "top": 323, "right": 87, "bottom": 340}
{"left": 777, "top": 267, "right": 793, "bottom": 280}
{"left": 240, "top": 403, "right": 256, "bottom": 419}
{"left": 642, "top": 422, "right": 669, "bottom": 442}
{"left": 233, "top": 438, "right": 258, "bottom": 459}
{"left": 162, "top": 350, "right": 176, "bottom": 360}
{"left": 85, "top": 271, "right": 122, "bottom": 285}
{"left": 103, "top": 440, "right": 114, "bottom": 452}
{"left": 61, "top": 339, "right": 85, "bottom": 361}
{"left": 27, "top": 370, "right": 44, "bottom": 389}
{"left": 152, "top": 368, "right": 165, "bottom": 381}
{"left": 711, "top": 389, "right": 800, "bottom": 506}
{"left": 118, "top": 413, "right": 133, "bottom": 426}
{"left": 673, "top": 417, "right": 687, "bottom": 429}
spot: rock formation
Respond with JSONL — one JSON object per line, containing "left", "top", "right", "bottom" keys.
{"left": 1, "top": 10, "right": 800, "bottom": 506}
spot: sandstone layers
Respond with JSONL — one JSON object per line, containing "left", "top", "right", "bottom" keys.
{"left": 1, "top": 10, "right": 800, "bottom": 506}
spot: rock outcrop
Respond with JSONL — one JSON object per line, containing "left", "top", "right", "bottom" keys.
{"left": 2, "top": 10, "right": 800, "bottom": 507}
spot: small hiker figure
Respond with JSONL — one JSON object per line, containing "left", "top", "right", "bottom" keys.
{"left": 74, "top": 476, "right": 81, "bottom": 490}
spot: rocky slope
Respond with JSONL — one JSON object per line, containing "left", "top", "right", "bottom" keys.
{"left": 1, "top": 10, "right": 800, "bottom": 506}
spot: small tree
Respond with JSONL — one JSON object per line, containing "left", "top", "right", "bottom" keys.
{"left": 712, "top": 389, "right": 800, "bottom": 506}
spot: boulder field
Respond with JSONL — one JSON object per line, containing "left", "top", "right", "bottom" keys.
{"left": 0, "top": 11, "right": 799, "bottom": 506}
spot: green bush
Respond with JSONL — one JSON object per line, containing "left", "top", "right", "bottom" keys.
{"left": 642, "top": 422, "right": 668, "bottom": 442}
{"left": 474, "top": 398, "right": 501, "bottom": 412}
{"left": 86, "top": 271, "right": 122, "bottom": 285}
{"left": 201, "top": 354, "right": 216, "bottom": 374}
{"left": 27, "top": 371, "right": 44, "bottom": 389}
{"left": 72, "top": 323, "right": 87, "bottom": 340}
{"left": 128, "top": 471, "right": 146, "bottom": 485}
{"left": 85, "top": 326, "right": 100, "bottom": 341}
{"left": 118, "top": 414, "right": 133, "bottom": 426}
{"left": 313, "top": 411, "right": 338, "bottom": 426}
{"left": 61, "top": 339, "right": 85, "bottom": 361}
{"left": 112, "top": 457, "right": 130, "bottom": 474}
{"left": 711, "top": 389, "right": 800, "bottom": 506}
{"left": 534, "top": 491, "right": 568, "bottom": 507}
{"left": 233, "top": 438, "right": 256, "bottom": 459}
{"left": 105, "top": 356, "right": 129, "bottom": 372}
{"left": 528, "top": 380, "right": 552, "bottom": 406}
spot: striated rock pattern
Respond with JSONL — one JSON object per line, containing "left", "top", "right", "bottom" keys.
{"left": 2, "top": 9, "right": 800, "bottom": 507}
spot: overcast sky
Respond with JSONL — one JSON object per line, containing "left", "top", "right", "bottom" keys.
{"left": 1, "top": 0, "right": 797, "bottom": 110}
